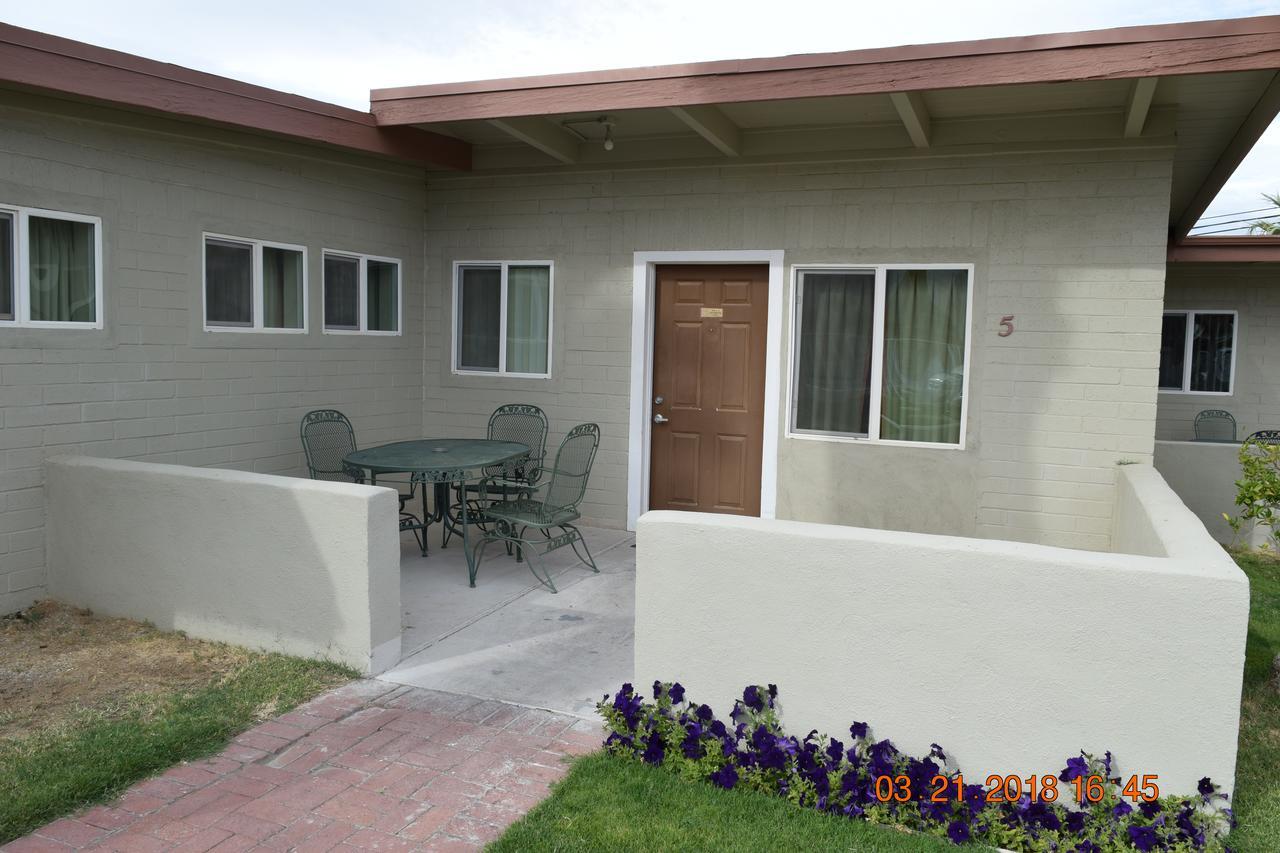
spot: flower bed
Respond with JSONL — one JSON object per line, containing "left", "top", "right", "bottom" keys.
{"left": 599, "top": 682, "right": 1233, "bottom": 852}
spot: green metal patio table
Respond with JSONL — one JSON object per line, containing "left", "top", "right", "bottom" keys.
{"left": 342, "top": 438, "right": 529, "bottom": 586}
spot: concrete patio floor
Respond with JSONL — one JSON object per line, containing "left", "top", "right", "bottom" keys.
{"left": 380, "top": 524, "right": 635, "bottom": 719}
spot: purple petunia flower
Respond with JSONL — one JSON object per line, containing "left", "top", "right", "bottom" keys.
{"left": 1139, "top": 800, "right": 1162, "bottom": 819}
{"left": 1064, "top": 810, "right": 1086, "bottom": 833}
{"left": 930, "top": 743, "right": 947, "bottom": 762}
{"left": 669, "top": 682, "right": 685, "bottom": 703}
{"left": 1075, "top": 842, "right": 1100, "bottom": 853}
{"left": 1112, "top": 800, "right": 1133, "bottom": 819}
{"left": 826, "top": 738, "right": 844, "bottom": 766}
{"left": 743, "top": 686, "right": 765, "bottom": 712}
{"left": 947, "top": 820, "right": 971, "bottom": 844}
{"left": 1127, "top": 825, "right": 1158, "bottom": 852}
{"left": 1198, "top": 777, "right": 1215, "bottom": 799}
{"left": 709, "top": 763, "right": 738, "bottom": 789}
{"left": 849, "top": 721, "right": 869, "bottom": 740}
{"left": 696, "top": 703, "right": 713, "bottom": 721}
{"left": 709, "top": 719, "right": 727, "bottom": 738}
{"left": 642, "top": 734, "right": 665, "bottom": 765}
{"left": 653, "top": 680, "right": 663, "bottom": 700}
{"left": 1059, "top": 754, "right": 1088, "bottom": 782}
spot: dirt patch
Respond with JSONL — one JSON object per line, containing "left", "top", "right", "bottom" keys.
{"left": 0, "top": 601, "right": 253, "bottom": 741}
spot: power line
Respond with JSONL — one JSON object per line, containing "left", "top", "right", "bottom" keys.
{"left": 1188, "top": 224, "right": 1277, "bottom": 236}
{"left": 1190, "top": 213, "right": 1280, "bottom": 230}
{"left": 1196, "top": 204, "right": 1280, "bottom": 221}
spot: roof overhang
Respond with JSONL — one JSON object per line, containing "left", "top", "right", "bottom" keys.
{"left": 1167, "top": 236, "right": 1280, "bottom": 262}
{"left": 0, "top": 23, "right": 471, "bottom": 171}
{"left": 371, "top": 17, "right": 1280, "bottom": 123}
{"left": 372, "top": 16, "right": 1280, "bottom": 240}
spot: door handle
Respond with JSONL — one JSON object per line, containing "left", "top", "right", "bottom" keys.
{"left": 653, "top": 413, "right": 669, "bottom": 424}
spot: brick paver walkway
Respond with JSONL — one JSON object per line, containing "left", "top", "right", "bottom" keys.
{"left": 4, "top": 681, "right": 601, "bottom": 852}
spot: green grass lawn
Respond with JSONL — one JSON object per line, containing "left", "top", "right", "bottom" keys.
{"left": 491, "top": 550, "right": 1280, "bottom": 852}
{"left": 488, "top": 751, "right": 954, "bottom": 852}
{"left": 1229, "top": 550, "right": 1280, "bottom": 851}
{"left": 0, "top": 611, "right": 353, "bottom": 844}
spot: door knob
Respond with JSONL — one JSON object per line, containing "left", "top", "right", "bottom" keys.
{"left": 653, "top": 413, "right": 669, "bottom": 424}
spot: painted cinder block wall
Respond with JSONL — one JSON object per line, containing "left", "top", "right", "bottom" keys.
{"left": 1155, "top": 262, "right": 1280, "bottom": 442}
{"left": 0, "top": 93, "right": 428, "bottom": 614}
{"left": 423, "top": 145, "right": 1174, "bottom": 549}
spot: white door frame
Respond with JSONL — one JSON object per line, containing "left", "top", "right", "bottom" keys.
{"left": 627, "top": 250, "right": 784, "bottom": 530}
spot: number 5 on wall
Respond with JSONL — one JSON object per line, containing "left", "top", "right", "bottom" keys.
{"left": 998, "top": 315, "right": 1015, "bottom": 337}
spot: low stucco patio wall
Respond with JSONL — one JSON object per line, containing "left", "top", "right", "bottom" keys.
{"left": 45, "top": 455, "right": 401, "bottom": 674}
{"left": 635, "top": 465, "right": 1248, "bottom": 795}
{"left": 1153, "top": 440, "right": 1269, "bottom": 549}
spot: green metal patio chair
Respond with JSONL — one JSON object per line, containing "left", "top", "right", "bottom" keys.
{"left": 468, "top": 422, "right": 600, "bottom": 592}
{"left": 443, "top": 403, "right": 549, "bottom": 548}
{"left": 299, "top": 409, "right": 423, "bottom": 550}
{"left": 1194, "top": 409, "right": 1237, "bottom": 442}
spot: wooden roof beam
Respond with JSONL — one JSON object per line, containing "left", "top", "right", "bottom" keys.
{"left": 889, "top": 91, "right": 931, "bottom": 148}
{"left": 669, "top": 105, "right": 742, "bottom": 156}
{"left": 1123, "top": 77, "right": 1158, "bottom": 137}
{"left": 488, "top": 117, "right": 580, "bottom": 164}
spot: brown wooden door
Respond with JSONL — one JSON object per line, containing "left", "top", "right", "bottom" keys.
{"left": 649, "top": 264, "right": 768, "bottom": 516}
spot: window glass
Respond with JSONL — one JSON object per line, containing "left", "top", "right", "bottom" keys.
{"left": 29, "top": 215, "right": 95, "bottom": 323}
{"left": 880, "top": 269, "right": 968, "bottom": 444}
{"left": 793, "top": 271, "right": 874, "bottom": 435}
{"left": 506, "top": 265, "right": 550, "bottom": 374}
{"left": 1189, "top": 313, "right": 1234, "bottom": 393}
{"left": 324, "top": 254, "right": 359, "bottom": 330}
{"left": 205, "top": 238, "right": 253, "bottom": 326}
{"left": 459, "top": 266, "right": 501, "bottom": 370}
{"left": 0, "top": 212, "right": 12, "bottom": 321}
{"left": 1158, "top": 313, "right": 1188, "bottom": 390}
{"left": 368, "top": 259, "right": 399, "bottom": 332}
{"left": 262, "top": 246, "right": 304, "bottom": 329}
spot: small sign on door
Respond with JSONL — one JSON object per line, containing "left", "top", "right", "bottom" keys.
{"left": 701, "top": 307, "right": 724, "bottom": 318}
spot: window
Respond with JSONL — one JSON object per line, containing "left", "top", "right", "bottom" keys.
{"left": 1158, "top": 310, "right": 1236, "bottom": 394}
{"left": 203, "top": 234, "right": 306, "bottom": 332}
{"left": 323, "top": 251, "right": 401, "bottom": 334}
{"left": 790, "top": 265, "right": 972, "bottom": 447}
{"left": 0, "top": 204, "right": 103, "bottom": 329}
{"left": 453, "top": 261, "right": 552, "bottom": 376}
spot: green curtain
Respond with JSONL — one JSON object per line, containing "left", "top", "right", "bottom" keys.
{"left": 880, "top": 269, "right": 968, "bottom": 443}
{"left": 324, "top": 255, "right": 359, "bottom": 329}
{"left": 460, "top": 266, "right": 501, "bottom": 370}
{"left": 0, "top": 212, "right": 13, "bottom": 320}
{"left": 263, "top": 246, "right": 303, "bottom": 329}
{"left": 794, "top": 272, "right": 874, "bottom": 435}
{"left": 367, "top": 260, "right": 399, "bottom": 332}
{"left": 506, "top": 265, "right": 550, "bottom": 374}
{"left": 29, "top": 216, "right": 95, "bottom": 323}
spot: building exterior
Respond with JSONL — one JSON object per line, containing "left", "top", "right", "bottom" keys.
{"left": 1, "top": 17, "right": 1279, "bottom": 614}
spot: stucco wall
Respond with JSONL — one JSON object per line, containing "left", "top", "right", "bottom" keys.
{"left": 424, "top": 145, "right": 1173, "bottom": 548}
{"left": 1153, "top": 440, "right": 1271, "bottom": 548}
{"left": 0, "top": 93, "right": 428, "bottom": 613}
{"left": 46, "top": 455, "right": 401, "bottom": 673}
{"left": 634, "top": 465, "right": 1248, "bottom": 796}
{"left": 1156, "top": 263, "right": 1280, "bottom": 442}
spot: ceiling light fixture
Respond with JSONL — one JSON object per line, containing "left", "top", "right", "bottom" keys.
{"left": 561, "top": 115, "right": 617, "bottom": 152}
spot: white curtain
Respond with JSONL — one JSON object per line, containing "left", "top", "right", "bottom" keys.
{"left": 506, "top": 265, "right": 550, "bottom": 374}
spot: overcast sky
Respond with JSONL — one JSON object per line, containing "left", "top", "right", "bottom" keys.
{"left": 6, "top": 0, "right": 1278, "bottom": 231}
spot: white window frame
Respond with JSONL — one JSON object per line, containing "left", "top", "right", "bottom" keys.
{"left": 1158, "top": 309, "right": 1238, "bottom": 396}
{"left": 0, "top": 203, "right": 104, "bottom": 330}
{"left": 451, "top": 260, "right": 554, "bottom": 379}
{"left": 202, "top": 232, "right": 308, "bottom": 334}
{"left": 321, "top": 249, "right": 402, "bottom": 336}
{"left": 786, "top": 263, "right": 974, "bottom": 451}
